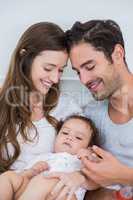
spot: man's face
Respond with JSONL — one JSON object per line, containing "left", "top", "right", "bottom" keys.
{"left": 70, "top": 42, "right": 121, "bottom": 100}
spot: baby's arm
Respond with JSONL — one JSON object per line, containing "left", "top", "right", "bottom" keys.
{"left": 20, "top": 161, "right": 49, "bottom": 179}
{"left": 0, "top": 161, "right": 48, "bottom": 200}
{"left": 0, "top": 170, "right": 24, "bottom": 200}
{"left": 15, "top": 161, "right": 49, "bottom": 199}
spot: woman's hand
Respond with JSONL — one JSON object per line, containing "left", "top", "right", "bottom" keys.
{"left": 45, "top": 171, "right": 86, "bottom": 200}
{"left": 81, "top": 145, "right": 131, "bottom": 186}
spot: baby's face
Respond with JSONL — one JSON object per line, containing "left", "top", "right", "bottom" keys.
{"left": 54, "top": 118, "right": 92, "bottom": 155}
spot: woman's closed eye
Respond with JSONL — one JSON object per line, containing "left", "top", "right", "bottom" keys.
{"left": 59, "top": 69, "right": 64, "bottom": 74}
{"left": 43, "top": 67, "right": 52, "bottom": 72}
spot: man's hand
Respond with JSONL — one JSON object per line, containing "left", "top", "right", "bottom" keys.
{"left": 81, "top": 145, "right": 129, "bottom": 186}
{"left": 77, "top": 147, "right": 100, "bottom": 162}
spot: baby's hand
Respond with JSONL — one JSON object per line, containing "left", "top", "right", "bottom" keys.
{"left": 77, "top": 148, "right": 100, "bottom": 163}
{"left": 31, "top": 161, "right": 49, "bottom": 175}
{"left": 22, "top": 161, "right": 49, "bottom": 179}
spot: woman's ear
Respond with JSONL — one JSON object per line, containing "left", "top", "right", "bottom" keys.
{"left": 111, "top": 44, "right": 125, "bottom": 64}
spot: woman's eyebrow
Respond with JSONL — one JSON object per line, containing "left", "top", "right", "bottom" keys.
{"left": 44, "top": 63, "right": 67, "bottom": 68}
{"left": 44, "top": 63, "right": 56, "bottom": 67}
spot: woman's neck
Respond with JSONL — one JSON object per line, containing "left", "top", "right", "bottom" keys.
{"left": 30, "top": 91, "right": 45, "bottom": 121}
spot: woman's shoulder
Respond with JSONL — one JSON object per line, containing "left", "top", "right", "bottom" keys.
{"left": 51, "top": 93, "right": 83, "bottom": 120}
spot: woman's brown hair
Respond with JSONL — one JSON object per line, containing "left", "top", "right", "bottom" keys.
{"left": 0, "top": 22, "right": 67, "bottom": 173}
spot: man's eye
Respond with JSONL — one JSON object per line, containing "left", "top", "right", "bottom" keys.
{"left": 86, "top": 65, "right": 95, "bottom": 71}
{"left": 76, "top": 137, "right": 82, "bottom": 140}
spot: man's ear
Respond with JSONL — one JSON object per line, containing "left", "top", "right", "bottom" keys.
{"left": 111, "top": 44, "right": 125, "bottom": 64}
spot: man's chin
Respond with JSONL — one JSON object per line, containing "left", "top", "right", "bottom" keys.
{"left": 92, "top": 92, "right": 107, "bottom": 101}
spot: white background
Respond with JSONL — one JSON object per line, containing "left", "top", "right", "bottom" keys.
{"left": 0, "top": 0, "right": 133, "bottom": 105}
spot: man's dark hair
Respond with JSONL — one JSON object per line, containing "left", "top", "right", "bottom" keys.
{"left": 66, "top": 19, "right": 126, "bottom": 63}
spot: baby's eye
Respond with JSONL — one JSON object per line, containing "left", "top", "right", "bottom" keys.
{"left": 76, "top": 137, "right": 82, "bottom": 140}
{"left": 62, "top": 132, "right": 69, "bottom": 135}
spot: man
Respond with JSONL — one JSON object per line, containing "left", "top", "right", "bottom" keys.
{"left": 66, "top": 20, "right": 133, "bottom": 199}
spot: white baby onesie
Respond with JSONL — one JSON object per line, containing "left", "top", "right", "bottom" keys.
{"left": 26, "top": 152, "right": 86, "bottom": 200}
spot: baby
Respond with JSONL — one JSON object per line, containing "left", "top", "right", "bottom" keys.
{"left": 0, "top": 115, "right": 99, "bottom": 200}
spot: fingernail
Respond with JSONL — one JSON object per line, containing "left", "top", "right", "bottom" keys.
{"left": 93, "top": 145, "right": 97, "bottom": 149}
{"left": 77, "top": 156, "right": 81, "bottom": 159}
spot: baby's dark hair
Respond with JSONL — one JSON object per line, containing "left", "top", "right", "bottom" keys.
{"left": 56, "top": 115, "right": 99, "bottom": 146}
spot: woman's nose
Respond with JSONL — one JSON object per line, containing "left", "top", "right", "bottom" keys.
{"left": 50, "top": 71, "right": 60, "bottom": 84}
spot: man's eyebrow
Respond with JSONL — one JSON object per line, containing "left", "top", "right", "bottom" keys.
{"left": 72, "top": 66, "right": 77, "bottom": 71}
{"left": 80, "top": 60, "right": 94, "bottom": 68}
{"left": 72, "top": 60, "right": 94, "bottom": 70}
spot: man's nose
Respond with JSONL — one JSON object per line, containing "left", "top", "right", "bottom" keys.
{"left": 80, "top": 70, "right": 92, "bottom": 85}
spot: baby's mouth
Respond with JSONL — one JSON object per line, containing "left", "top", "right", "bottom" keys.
{"left": 63, "top": 142, "right": 72, "bottom": 148}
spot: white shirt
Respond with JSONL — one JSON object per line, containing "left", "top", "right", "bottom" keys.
{"left": 26, "top": 152, "right": 86, "bottom": 200}
{"left": 9, "top": 94, "right": 82, "bottom": 171}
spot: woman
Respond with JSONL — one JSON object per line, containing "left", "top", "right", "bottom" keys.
{"left": 0, "top": 22, "right": 83, "bottom": 198}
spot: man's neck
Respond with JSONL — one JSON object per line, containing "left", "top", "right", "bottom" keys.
{"left": 108, "top": 73, "right": 133, "bottom": 123}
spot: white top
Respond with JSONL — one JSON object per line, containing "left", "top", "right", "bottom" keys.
{"left": 84, "top": 100, "right": 133, "bottom": 190}
{"left": 26, "top": 152, "right": 82, "bottom": 173}
{"left": 8, "top": 94, "right": 82, "bottom": 171}
{"left": 84, "top": 100, "right": 133, "bottom": 167}
{"left": 26, "top": 152, "right": 86, "bottom": 200}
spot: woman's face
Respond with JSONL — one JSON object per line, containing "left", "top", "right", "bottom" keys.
{"left": 31, "top": 50, "right": 68, "bottom": 95}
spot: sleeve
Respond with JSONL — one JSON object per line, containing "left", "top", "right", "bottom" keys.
{"left": 75, "top": 187, "right": 86, "bottom": 200}
{"left": 51, "top": 94, "right": 83, "bottom": 121}
{"left": 24, "top": 154, "right": 49, "bottom": 170}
